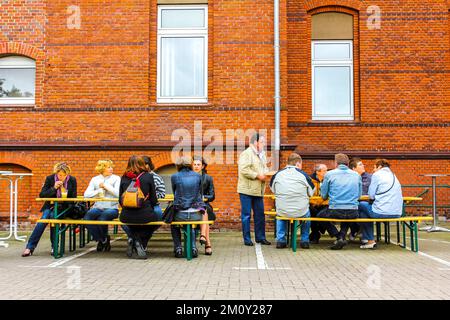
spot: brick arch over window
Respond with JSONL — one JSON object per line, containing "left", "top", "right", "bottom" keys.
{"left": 0, "top": 152, "right": 35, "bottom": 172}
{"left": 306, "top": 6, "right": 360, "bottom": 121}
{"left": 151, "top": 152, "right": 175, "bottom": 171}
{"left": 0, "top": 42, "right": 44, "bottom": 107}
{"left": 303, "top": 0, "right": 362, "bottom": 12}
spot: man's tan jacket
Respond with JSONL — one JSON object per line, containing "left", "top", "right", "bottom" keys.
{"left": 237, "top": 146, "right": 269, "bottom": 197}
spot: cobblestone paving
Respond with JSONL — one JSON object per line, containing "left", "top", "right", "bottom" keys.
{"left": 0, "top": 222, "right": 449, "bottom": 300}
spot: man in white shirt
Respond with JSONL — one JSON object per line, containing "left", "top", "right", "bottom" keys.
{"left": 358, "top": 159, "right": 403, "bottom": 249}
{"left": 270, "top": 153, "right": 315, "bottom": 249}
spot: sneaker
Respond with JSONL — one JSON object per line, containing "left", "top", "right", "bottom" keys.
{"left": 330, "top": 239, "right": 347, "bottom": 250}
{"left": 300, "top": 242, "right": 310, "bottom": 249}
{"left": 174, "top": 248, "right": 183, "bottom": 258}
{"left": 96, "top": 241, "right": 104, "bottom": 252}
{"left": 126, "top": 238, "right": 134, "bottom": 258}
{"left": 360, "top": 242, "right": 377, "bottom": 250}
{"left": 192, "top": 248, "right": 198, "bottom": 258}
{"left": 103, "top": 235, "right": 111, "bottom": 252}
{"left": 349, "top": 233, "right": 356, "bottom": 242}
{"left": 276, "top": 242, "right": 287, "bottom": 249}
{"left": 361, "top": 239, "right": 369, "bottom": 245}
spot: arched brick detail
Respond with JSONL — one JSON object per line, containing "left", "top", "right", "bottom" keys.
{"left": 0, "top": 42, "right": 44, "bottom": 107}
{"left": 304, "top": 5, "right": 361, "bottom": 122}
{"left": 303, "top": 0, "right": 363, "bottom": 12}
{"left": 0, "top": 151, "right": 34, "bottom": 171}
{"left": 151, "top": 152, "right": 175, "bottom": 170}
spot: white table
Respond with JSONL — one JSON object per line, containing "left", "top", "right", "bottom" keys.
{"left": 419, "top": 174, "right": 450, "bottom": 233}
{"left": 0, "top": 172, "right": 33, "bottom": 243}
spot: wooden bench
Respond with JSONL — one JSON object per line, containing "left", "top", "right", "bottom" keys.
{"left": 267, "top": 214, "right": 433, "bottom": 252}
{"left": 37, "top": 218, "right": 213, "bottom": 261}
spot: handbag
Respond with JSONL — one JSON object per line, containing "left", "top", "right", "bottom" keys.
{"left": 68, "top": 202, "right": 88, "bottom": 219}
{"left": 162, "top": 203, "right": 175, "bottom": 223}
{"left": 121, "top": 173, "right": 148, "bottom": 208}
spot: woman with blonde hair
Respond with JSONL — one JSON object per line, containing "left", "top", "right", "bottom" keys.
{"left": 84, "top": 159, "right": 120, "bottom": 252}
{"left": 22, "top": 162, "right": 77, "bottom": 257}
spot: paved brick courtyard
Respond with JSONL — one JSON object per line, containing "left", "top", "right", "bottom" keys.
{"left": 1, "top": 222, "right": 449, "bottom": 300}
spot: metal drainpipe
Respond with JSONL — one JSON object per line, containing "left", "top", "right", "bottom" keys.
{"left": 274, "top": 0, "right": 281, "bottom": 170}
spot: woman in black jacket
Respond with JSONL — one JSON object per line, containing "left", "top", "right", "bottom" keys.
{"left": 119, "top": 155, "right": 158, "bottom": 260}
{"left": 22, "top": 162, "right": 77, "bottom": 257}
{"left": 192, "top": 156, "right": 215, "bottom": 255}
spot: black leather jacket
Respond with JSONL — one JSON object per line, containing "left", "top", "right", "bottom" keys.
{"left": 201, "top": 172, "right": 215, "bottom": 203}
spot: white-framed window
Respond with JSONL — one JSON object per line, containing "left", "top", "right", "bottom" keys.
{"left": 312, "top": 41, "right": 353, "bottom": 120}
{"left": 157, "top": 5, "right": 208, "bottom": 104}
{"left": 0, "top": 56, "right": 36, "bottom": 105}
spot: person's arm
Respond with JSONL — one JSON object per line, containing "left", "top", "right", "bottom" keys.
{"left": 154, "top": 174, "right": 166, "bottom": 199}
{"left": 358, "top": 175, "right": 363, "bottom": 198}
{"left": 320, "top": 174, "right": 330, "bottom": 200}
{"left": 39, "top": 176, "right": 57, "bottom": 198}
{"left": 84, "top": 177, "right": 99, "bottom": 198}
{"left": 147, "top": 174, "right": 158, "bottom": 207}
{"left": 368, "top": 173, "right": 378, "bottom": 200}
{"left": 204, "top": 175, "right": 215, "bottom": 203}
{"left": 238, "top": 151, "right": 258, "bottom": 180}
{"left": 103, "top": 176, "right": 120, "bottom": 198}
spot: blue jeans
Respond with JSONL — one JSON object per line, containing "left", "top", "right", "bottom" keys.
{"left": 26, "top": 209, "right": 55, "bottom": 250}
{"left": 358, "top": 202, "right": 401, "bottom": 241}
{"left": 121, "top": 205, "right": 163, "bottom": 247}
{"left": 277, "top": 211, "right": 311, "bottom": 244}
{"left": 84, "top": 208, "right": 119, "bottom": 242}
{"left": 239, "top": 193, "right": 266, "bottom": 244}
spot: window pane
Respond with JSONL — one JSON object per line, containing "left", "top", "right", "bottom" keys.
{"left": 314, "top": 66, "right": 351, "bottom": 116}
{"left": 161, "top": 9, "right": 205, "bottom": 28}
{"left": 314, "top": 43, "right": 351, "bottom": 60}
{"left": 161, "top": 37, "right": 205, "bottom": 97}
{"left": 0, "top": 68, "right": 35, "bottom": 98}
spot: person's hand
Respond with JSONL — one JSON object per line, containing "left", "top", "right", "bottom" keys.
{"left": 257, "top": 174, "right": 266, "bottom": 181}
{"left": 99, "top": 183, "right": 106, "bottom": 189}
{"left": 54, "top": 181, "right": 63, "bottom": 189}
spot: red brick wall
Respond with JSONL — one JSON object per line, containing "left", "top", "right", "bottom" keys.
{"left": 0, "top": 1, "right": 449, "bottom": 230}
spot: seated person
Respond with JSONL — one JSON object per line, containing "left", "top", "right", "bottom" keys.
{"left": 347, "top": 157, "right": 372, "bottom": 241}
{"left": 270, "top": 153, "right": 315, "bottom": 249}
{"left": 358, "top": 159, "right": 403, "bottom": 249}
{"left": 309, "top": 163, "right": 328, "bottom": 244}
{"left": 22, "top": 162, "right": 77, "bottom": 257}
{"left": 84, "top": 159, "right": 120, "bottom": 252}
{"left": 317, "top": 153, "right": 362, "bottom": 250}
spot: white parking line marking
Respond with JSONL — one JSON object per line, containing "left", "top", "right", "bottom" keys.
{"left": 255, "top": 243, "right": 269, "bottom": 270}
{"left": 46, "top": 237, "right": 122, "bottom": 268}
{"left": 233, "top": 243, "right": 291, "bottom": 270}
{"left": 418, "top": 238, "right": 450, "bottom": 245}
{"left": 390, "top": 240, "right": 450, "bottom": 268}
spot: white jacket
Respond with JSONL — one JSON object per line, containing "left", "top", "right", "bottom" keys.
{"left": 84, "top": 174, "right": 120, "bottom": 210}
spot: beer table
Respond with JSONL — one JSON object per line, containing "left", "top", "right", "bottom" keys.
{"left": 419, "top": 174, "right": 450, "bottom": 232}
{"left": 0, "top": 172, "right": 33, "bottom": 244}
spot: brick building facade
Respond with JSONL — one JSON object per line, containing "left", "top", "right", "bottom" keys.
{"left": 0, "top": 0, "right": 449, "bottom": 230}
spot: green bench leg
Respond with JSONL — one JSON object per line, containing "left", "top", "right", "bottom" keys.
{"left": 291, "top": 220, "right": 298, "bottom": 252}
{"left": 402, "top": 222, "right": 407, "bottom": 248}
{"left": 113, "top": 225, "right": 118, "bottom": 235}
{"left": 410, "top": 221, "right": 415, "bottom": 252}
{"left": 376, "top": 222, "right": 382, "bottom": 242}
{"left": 185, "top": 225, "right": 192, "bottom": 261}
{"left": 384, "top": 222, "right": 391, "bottom": 244}
{"left": 396, "top": 221, "right": 400, "bottom": 244}
{"left": 413, "top": 222, "right": 419, "bottom": 252}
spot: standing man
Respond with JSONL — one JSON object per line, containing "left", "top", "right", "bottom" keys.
{"left": 238, "top": 133, "right": 271, "bottom": 246}
{"left": 270, "top": 153, "right": 315, "bottom": 249}
{"left": 309, "top": 163, "right": 328, "bottom": 244}
{"left": 318, "top": 153, "right": 362, "bottom": 250}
